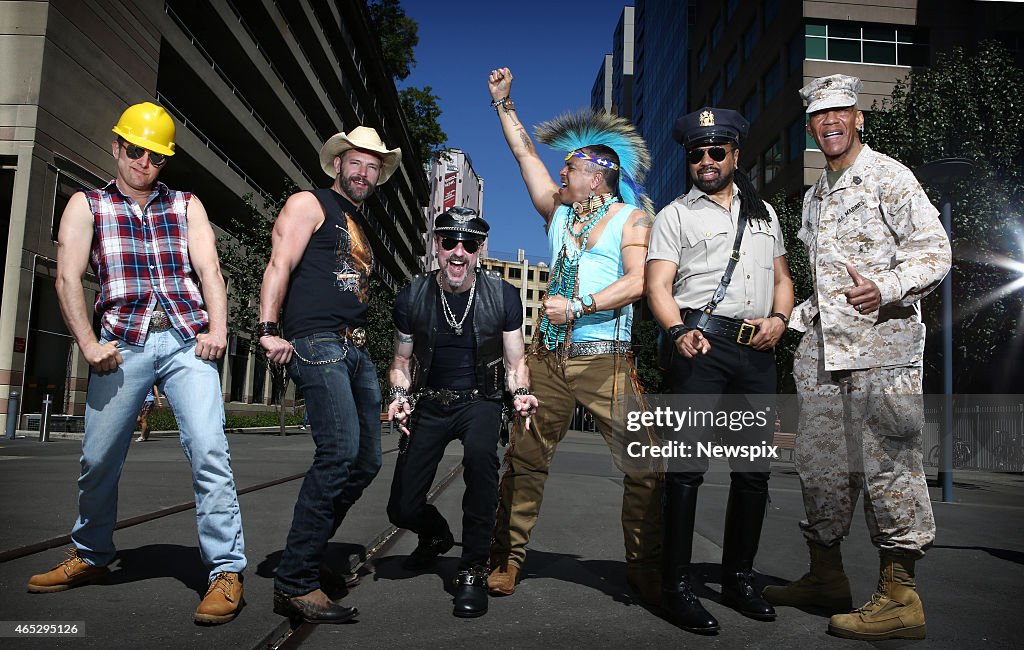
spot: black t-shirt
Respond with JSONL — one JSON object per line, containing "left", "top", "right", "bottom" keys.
{"left": 394, "top": 277, "right": 524, "bottom": 390}
{"left": 282, "top": 189, "right": 373, "bottom": 340}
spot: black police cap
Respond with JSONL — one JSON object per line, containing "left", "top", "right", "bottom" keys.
{"left": 434, "top": 206, "right": 489, "bottom": 241}
{"left": 672, "top": 107, "right": 750, "bottom": 148}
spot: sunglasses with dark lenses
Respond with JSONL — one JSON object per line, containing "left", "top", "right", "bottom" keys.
{"left": 687, "top": 146, "right": 729, "bottom": 165}
{"left": 123, "top": 142, "right": 168, "bottom": 167}
{"left": 441, "top": 237, "right": 481, "bottom": 254}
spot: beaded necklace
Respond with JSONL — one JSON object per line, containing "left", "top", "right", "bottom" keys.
{"left": 539, "top": 195, "right": 620, "bottom": 350}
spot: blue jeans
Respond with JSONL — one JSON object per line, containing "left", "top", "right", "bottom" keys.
{"left": 275, "top": 332, "right": 382, "bottom": 595}
{"left": 73, "top": 329, "right": 246, "bottom": 580}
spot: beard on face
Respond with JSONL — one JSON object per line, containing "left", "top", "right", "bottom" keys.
{"left": 693, "top": 166, "right": 734, "bottom": 195}
{"left": 340, "top": 171, "right": 375, "bottom": 203}
{"left": 441, "top": 255, "right": 471, "bottom": 289}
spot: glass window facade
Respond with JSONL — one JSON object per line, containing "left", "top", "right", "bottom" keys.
{"left": 805, "top": 21, "right": 928, "bottom": 66}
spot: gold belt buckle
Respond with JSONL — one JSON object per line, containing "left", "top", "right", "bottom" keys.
{"left": 737, "top": 323, "right": 757, "bottom": 346}
{"left": 350, "top": 327, "right": 367, "bottom": 348}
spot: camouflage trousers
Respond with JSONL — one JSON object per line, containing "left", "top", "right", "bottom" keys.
{"left": 792, "top": 323, "right": 935, "bottom": 556}
{"left": 490, "top": 349, "right": 662, "bottom": 571}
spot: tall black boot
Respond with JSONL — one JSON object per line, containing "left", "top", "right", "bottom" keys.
{"left": 720, "top": 487, "right": 776, "bottom": 621}
{"left": 662, "top": 480, "right": 719, "bottom": 633}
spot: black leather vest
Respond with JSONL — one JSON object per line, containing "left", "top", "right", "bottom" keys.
{"left": 407, "top": 269, "right": 506, "bottom": 399}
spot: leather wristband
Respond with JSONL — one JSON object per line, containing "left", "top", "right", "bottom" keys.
{"left": 256, "top": 321, "right": 280, "bottom": 338}
{"left": 513, "top": 387, "right": 531, "bottom": 397}
{"left": 770, "top": 312, "right": 790, "bottom": 326}
{"left": 667, "top": 323, "right": 690, "bottom": 341}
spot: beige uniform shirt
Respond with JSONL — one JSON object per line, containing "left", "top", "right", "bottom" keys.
{"left": 790, "top": 144, "right": 951, "bottom": 371}
{"left": 648, "top": 184, "right": 786, "bottom": 320}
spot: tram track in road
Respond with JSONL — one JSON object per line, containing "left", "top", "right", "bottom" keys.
{"left": 260, "top": 460, "right": 465, "bottom": 650}
{"left": 0, "top": 445, "right": 402, "bottom": 566}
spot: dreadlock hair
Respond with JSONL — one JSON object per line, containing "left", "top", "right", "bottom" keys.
{"left": 579, "top": 144, "right": 621, "bottom": 193}
{"left": 734, "top": 166, "right": 771, "bottom": 225}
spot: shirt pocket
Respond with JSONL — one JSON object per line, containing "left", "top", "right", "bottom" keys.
{"left": 748, "top": 222, "right": 777, "bottom": 270}
{"left": 681, "top": 222, "right": 730, "bottom": 275}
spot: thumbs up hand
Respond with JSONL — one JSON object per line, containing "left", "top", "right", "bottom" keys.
{"left": 844, "top": 262, "right": 881, "bottom": 314}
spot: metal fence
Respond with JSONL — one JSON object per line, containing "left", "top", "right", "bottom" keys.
{"left": 925, "top": 403, "right": 1024, "bottom": 471}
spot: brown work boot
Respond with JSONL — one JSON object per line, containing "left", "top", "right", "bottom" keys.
{"left": 762, "top": 541, "right": 852, "bottom": 612}
{"left": 194, "top": 572, "right": 244, "bottom": 625}
{"left": 27, "top": 548, "right": 109, "bottom": 593}
{"left": 626, "top": 566, "right": 662, "bottom": 606}
{"left": 487, "top": 563, "right": 519, "bottom": 596}
{"left": 828, "top": 554, "right": 925, "bottom": 640}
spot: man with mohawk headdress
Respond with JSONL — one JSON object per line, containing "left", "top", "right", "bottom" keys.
{"left": 485, "top": 67, "right": 662, "bottom": 603}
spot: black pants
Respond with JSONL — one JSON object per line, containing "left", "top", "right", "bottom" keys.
{"left": 665, "top": 331, "right": 775, "bottom": 492}
{"left": 387, "top": 397, "right": 503, "bottom": 570}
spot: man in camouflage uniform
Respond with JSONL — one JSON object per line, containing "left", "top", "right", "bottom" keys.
{"left": 762, "top": 75, "right": 951, "bottom": 642}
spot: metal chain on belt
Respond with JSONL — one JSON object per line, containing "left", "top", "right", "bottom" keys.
{"left": 290, "top": 338, "right": 349, "bottom": 365}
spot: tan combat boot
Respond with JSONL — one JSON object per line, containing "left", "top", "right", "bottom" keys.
{"left": 828, "top": 553, "right": 925, "bottom": 640}
{"left": 487, "top": 563, "right": 519, "bottom": 596}
{"left": 762, "top": 541, "right": 852, "bottom": 612}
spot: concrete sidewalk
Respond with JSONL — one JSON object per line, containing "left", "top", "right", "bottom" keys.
{"left": 0, "top": 430, "right": 1020, "bottom": 648}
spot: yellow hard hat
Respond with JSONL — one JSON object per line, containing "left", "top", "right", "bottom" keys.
{"left": 111, "top": 102, "right": 176, "bottom": 156}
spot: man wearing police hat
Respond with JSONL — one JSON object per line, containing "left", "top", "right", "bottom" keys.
{"left": 386, "top": 206, "right": 537, "bottom": 618}
{"left": 762, "top": 75, "right": 950, "bottom": 642}
{"left": 259, "top": 126, "right": 401, "bottom": 623}
{"left": 646, "top": 107, "right": 794, "bottom": 633}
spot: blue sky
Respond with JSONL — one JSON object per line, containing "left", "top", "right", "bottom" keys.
{"left": 401, "top": 1, "right": 638, "bottom": 263}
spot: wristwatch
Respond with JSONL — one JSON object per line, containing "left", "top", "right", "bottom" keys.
{"left": 770, "top": 312, "right": 790, "bottom": 326}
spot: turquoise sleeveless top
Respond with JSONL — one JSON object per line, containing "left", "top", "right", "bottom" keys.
{"left": 546, "top": 202, "right": 635, "bottom": 344}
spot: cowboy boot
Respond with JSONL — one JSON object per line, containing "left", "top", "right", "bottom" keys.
{"left": 720, "top": 488, "right": 775, "bottom": 621}
{"left": 828, "top": 553, "right": 926, "bottom": 640}
{"left": 661, "top": 481, "right": 719, "bottom": 633}
{"left": 762, "top": 540, "right": 852, "bottom": 612}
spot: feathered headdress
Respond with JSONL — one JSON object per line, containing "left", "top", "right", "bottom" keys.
{"left": 535, "top": 110, "right": 655, "bottom": 218}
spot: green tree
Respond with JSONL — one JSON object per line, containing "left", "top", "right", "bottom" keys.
{"left": 768, "top": 192, "right": 812, "bottom": 394}
{"left": 400, "top": 86, "right": 448, "bottom": 166}
{"left": 367, "top": 0, "right": 419, "bottom": 81}
{"left": 366, "top": 278, "right": 397, "bottom": 390}
{"left": 367, "top": 0, "right": 448, "bottom": 167}
{"left": 865, "top": 41, "right": 1024, "bottom": 392}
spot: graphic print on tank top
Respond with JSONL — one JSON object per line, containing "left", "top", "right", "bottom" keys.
{"left": 334, "top": 214, "right": 373, "bottom": 303}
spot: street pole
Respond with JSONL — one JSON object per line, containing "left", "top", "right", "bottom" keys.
{"left": 915, "top": 158, "right": 973, "bottom": 504}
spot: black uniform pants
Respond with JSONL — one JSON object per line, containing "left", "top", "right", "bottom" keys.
{"left": 387, "top": 396, "right": 503, "bottom": 570}
{"left": 665, "top": 331, "right": 776, "bottom": 492}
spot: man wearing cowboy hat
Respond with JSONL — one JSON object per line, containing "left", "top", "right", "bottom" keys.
{"left": 257, "top": 126, "right": 401, "bottom": 624}
{"left": 385, "top": 206, "right": 537, "bottom": 618}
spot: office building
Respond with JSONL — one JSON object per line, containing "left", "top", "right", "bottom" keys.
{"left": 424, "top": 149, "right": 484, "bottom": 270}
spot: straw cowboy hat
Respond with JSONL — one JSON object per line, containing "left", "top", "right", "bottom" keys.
{"left": 318, "top": 126, "right": 402, "bottom": 184}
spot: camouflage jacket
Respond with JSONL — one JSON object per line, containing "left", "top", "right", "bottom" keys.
{"left": 790, "top": 145, "right": 951, "bottom": 371}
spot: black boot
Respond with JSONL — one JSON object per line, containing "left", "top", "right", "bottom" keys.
{"left": 403, "top": 531, "right": 455, "bottom": 571}
{"left": 452, "top": 567, "right": 488, "bottom": 618}
{"left": 662, "top": 480, "right": 719, "bottom": 634}
{"left": 721, "top": 487, "right": 776, "bottom": 621}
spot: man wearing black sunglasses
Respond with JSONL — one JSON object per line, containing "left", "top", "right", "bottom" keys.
{"left": 646, "top": 107, "right": 794, "bottom": 633}
{"left": 36, "top": 102, "right": 247, "bottom": 625}
{"left": 386, "top": 207, "right": 536, "bottom": 618}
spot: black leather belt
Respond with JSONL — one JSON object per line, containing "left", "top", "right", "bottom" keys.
{"left": 336, "top": 326, "right": 367, "bottom": 348}
{"left": 418, "top": 388, "right": 480, "bottom": 406}
{"left": 682, "top": 310, "right": 759, "bottom": 346}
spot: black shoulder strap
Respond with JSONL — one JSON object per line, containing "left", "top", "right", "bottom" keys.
{"left": 695, "top": 210, "right": 749, "bottom": 331}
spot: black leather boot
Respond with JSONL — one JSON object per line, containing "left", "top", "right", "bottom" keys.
{"left": 402, "top": 531, "right": 455, "bottom": 571}
{"left": 452, "top": 567, "right": 488, "bottom": 618}
{"left": 721, "top": 487, "right": 776, "bottom": 621}
{"left": 662, "top": 480, "right": 719, "bottom": 634}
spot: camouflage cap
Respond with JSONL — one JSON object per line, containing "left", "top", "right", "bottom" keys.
{"left": 799, "top": 74, "right": 863, "bottom": 114}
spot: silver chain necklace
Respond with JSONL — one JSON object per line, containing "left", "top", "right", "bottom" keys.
{"left": 438, "top": 273, "right": 476, "bottom": 336}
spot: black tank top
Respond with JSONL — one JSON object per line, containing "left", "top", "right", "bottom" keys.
{"left": 282, "top": 189, "right": 373, "bottom": 340}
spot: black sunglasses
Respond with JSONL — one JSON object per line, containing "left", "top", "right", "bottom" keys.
{"left": 687, "top": 146, "right": 729, "bottom": 165}
{"left": 122, "top": 141, "right": 168, "bottom": 167}
{"left": 441, "top": 237, "right": 481, "bottom": 254}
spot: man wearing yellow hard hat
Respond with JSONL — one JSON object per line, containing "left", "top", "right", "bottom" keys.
{"left": 28, "top": 102, "right": 247, "bottom": 625}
